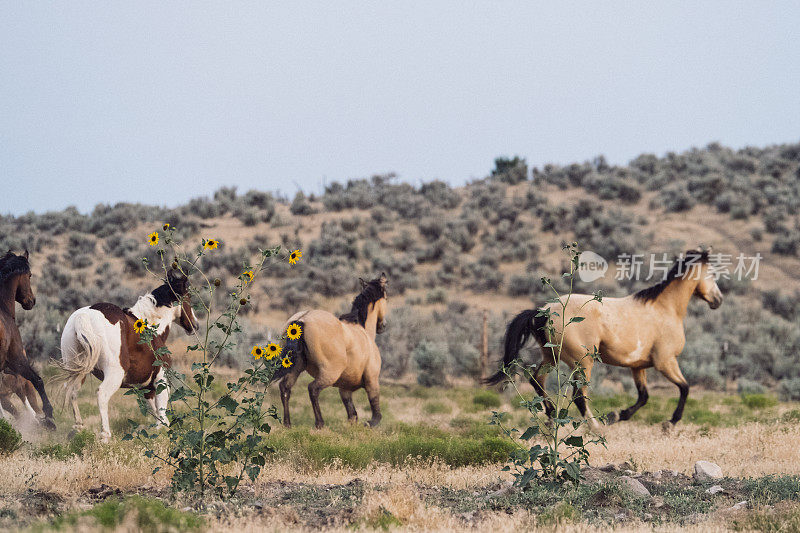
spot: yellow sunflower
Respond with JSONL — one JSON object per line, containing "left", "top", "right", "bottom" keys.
{"left": 281, "top": 356, "right": 293, "bottom": 368}
{"left": 133, "top": 318, "right": 147, "bottom": 334}
{"left": 204, "top": 239, "right": 219, "bottom": 251}
{"left": 265, "top": 343, "right": 281, "bottom": 360}
{"left": 288, "top": 249, "right": 302, "bottom": 265}
{"left": 286, "top": 323, "right": 302, "bottom": 340}
{"left": 162, "top": 223, "right": 171, "bottom": 231}
{"left": 251, "top": 345, "right": 264, "bottom": 360}
{"left": 147, "top": 232, "right": 159, "bottom": 246}
{"left": 242, "top": 270, "right": 254, "bottom": 284}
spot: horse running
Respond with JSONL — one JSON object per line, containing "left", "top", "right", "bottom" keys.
{"left": 486, "top": 249, "right": 723, "bottom": 430}
{"left": 54, "top": 270, "right": 198, "bottom": 442}
{"left": 0, "top": 250, "right": 56, "bottom": 429}
{"left": 276, "top": 273, "right": 388, "bottom": 429}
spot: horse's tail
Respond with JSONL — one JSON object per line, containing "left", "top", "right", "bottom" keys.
{"left": 271, "top": 320, "right": 306, "bottom": 383}
{"left": 483, "top": 309, "right": 548, "bottom": 385}
{"left": 50, "top": 313, "right": 102, "bottom": 405}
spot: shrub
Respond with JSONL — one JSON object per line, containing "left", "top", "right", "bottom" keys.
{"left": 0, "top": 419, "right": 21, "bottom": 455}
{"left": 740, "top": 393, "right": 777, "bottom": 409}
{"left": 413, "top": 341, "right": 448, "bottom": 387}
{"left": 51, "top": 495, "right": 204, "bottom": 532}
{"left": 420, "top": 180, "right": 461, "bottom": 209}
{"left": 473, "top": 390, "right": 502, "bottom": 408}
{"left": 736, "top": 378, "right": 766, "bottom": 395}
{"left": 36, "top": 430, "right": 96, "bottom": 460}
{"left": 491, "top": 156, "right": 528, "bottom": 184}
{"left": 290, "top": 191, "right": 316, "bottom": 215}
{"left": 779, "top": 378, "right": 800, "bottom": 401}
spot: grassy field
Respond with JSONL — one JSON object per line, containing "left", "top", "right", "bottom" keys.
{"left": 0, "top": 370, "right": 799, "bottom": 532}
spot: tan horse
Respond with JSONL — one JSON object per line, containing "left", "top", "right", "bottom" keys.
{"left": 276, "top": 273, "right": 388, "bottom": 429}
{"left": 486, "top": 249, "right": 723, "bottom": 430}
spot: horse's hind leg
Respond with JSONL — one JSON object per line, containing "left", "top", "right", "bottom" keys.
{"left": 339, "top": 389, "right": 358, "bottom": 423}
{"left": 655, "top": 357, "right": 689, "bottom": 427}
{"left": 308, "top": 375, "right": 337, "bottom": 429}
{"left": 279, "top": 368, "right": 302, "bottom": 428}
{"left": 607, "top": 368, "right": 649, "bottom": 425}
{"left": 70, "top": 377, "right": 86, "bottom": 429}
{"left": 97, "top": 366, "right": 124, "bottom": 442}
{"left": 529, "top": 355, "right": 556, "bottom": 419}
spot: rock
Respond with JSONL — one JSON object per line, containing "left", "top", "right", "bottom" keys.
{"left": 619, "top": 476, "right": 651, "bottom": 498}
{"left": 730, "top": 501, "right": 748, "bottom": 510}
{"left": 671, "top": 470, "right": 680, "bottom": 477}
{"left": 484, "top": 482, "right": 518, "bottom": 499}
{"left": 694, "top": 461, "right": 723, "bottom": 481}
{"left": 651, "top": 470, "right": 662, "bottom": 480}
{"left": 706, "top": 485, "right": 724, "bottom": 495}
{"left": 599, "top": 463, "right": 618, "bottom": 472}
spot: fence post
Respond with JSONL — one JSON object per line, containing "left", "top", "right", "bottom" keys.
{"left": 481, "top": 309, "right": 489, "bottom": 381}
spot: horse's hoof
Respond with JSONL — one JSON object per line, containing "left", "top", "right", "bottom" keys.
{"left": 100, "top": 432, "right": 111, "bottom": 444}
{"left": 42, "top": 418, "right": 57, "bottom": 431}
{"left": 606, "top": 411, "right": 619, "bottom": 425}
{"left": 367, "top": 419, "right": 381, "bottom": 428}
{"left": 661, "top": 421, "right": 675, "bottom": 434}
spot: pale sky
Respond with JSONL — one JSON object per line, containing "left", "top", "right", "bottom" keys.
{"left": 1, "top": 2, "right": 799, "bottom": 215}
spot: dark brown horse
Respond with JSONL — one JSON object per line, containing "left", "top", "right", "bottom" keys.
{"left": 53, "top": 269, "right": 198, "bottom": 442}
{"left": 0, "top": 250, "right": 56, "bottom": 429}
{"left": 486, "top": 249, "right": 723, "bottom": 430}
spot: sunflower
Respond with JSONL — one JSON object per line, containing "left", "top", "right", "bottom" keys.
{"left": 147, "top": 232, "right": 159, "bottom": 246}
{"left": 286, "top": 323, "right": 302, "bottom": 340}
{"left": 133, "top": 318, "right": 147, "bottom": 334}
{"left": 281, "top": 356, "right": 293, "bottom": 368}
{"left": 162, "top": 223, "right": 171, "bottom": 231}
{"left": 204, "top": 239, "right": 219, "bottom": 251}
{"left": 288, "top": 249, "right": 302, "bottom": 265}
{"left": 265, "top": 343, "right": 281, "bottom": 360}
{"left": 242, "top": 270, "right": 254, "bottom": 284}
{"left": 251, "top": 345, "right": 264, "bottom": 360}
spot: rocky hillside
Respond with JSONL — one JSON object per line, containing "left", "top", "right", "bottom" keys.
{"left": 3, "top": 142, "right": 800, "bottom": 394}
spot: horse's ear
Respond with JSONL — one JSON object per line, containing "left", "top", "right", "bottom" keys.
{"left": 358, "top": 277, "right": 367, "bottom": 289}
{"left": 379, "top": 272, "right": 388, "bottom": 286}
{"left": 23, "top": 249, "right": 29, "bottom": 259}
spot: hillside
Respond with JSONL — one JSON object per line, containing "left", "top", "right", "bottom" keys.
{"left": 3, "top": 142, "right": 800, "bottom": 393}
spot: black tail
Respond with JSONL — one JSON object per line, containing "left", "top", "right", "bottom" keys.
{"left": 271, "top": 320, "right": 306, "bottom": 383}
{"left": 483, "top": 309, "right": 548, "bottom": 385}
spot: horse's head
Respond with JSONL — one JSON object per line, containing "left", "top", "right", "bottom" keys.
{"left": 686, "top": 248, "right": 723, "bottom": 310}
{"left": 373, "top": 272, "right": 389, "bottom": 334}
{"left": 166, "top": 269, "right": 199, "bottom": 334}
{"left": 1, "top": 250, "right": 35, "bottom": 310}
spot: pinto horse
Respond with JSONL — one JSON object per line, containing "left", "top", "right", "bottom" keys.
{"left": 53, "top": 270, "right": 198, "bottom": 442}
{"left": 276, "top": 273, "right": 388, "bottom": 429}
{"left": 0, "top": 250, "right": 56, "bottom": 429}
{"left": 486, "top": 249, "right": 723, "bottom": 430}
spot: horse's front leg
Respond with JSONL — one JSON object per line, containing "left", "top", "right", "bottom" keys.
{"left": 12, "top": 361, "right": 56, "bottom": 430}
{"left": 339, "top": 388, "right": 358, "bottom": 423}
{"left": 149, "top": 368, "right": 169, "bottom": 427}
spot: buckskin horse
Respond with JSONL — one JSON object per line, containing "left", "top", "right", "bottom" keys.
{"left": 0, "top": 250, "right": 56, "bottom": 429}
{"left": 53, "top": 269, "right": 198, "bottom": 442}
{"left": 486, "top": 249, "right": 723, "bottom": 430}
{"left": 276, "top": 273, "right": 388, "bottom": 429}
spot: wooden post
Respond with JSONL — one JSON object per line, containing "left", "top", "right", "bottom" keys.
{"left": 480, "top": 310, "right": 489, "bottom": 381}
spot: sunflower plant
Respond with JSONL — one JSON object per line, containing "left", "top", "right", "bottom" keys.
{"left": 489, "top": 242, "right": 606, "bottom": 487}
{"left": 123, "top": 225, "right": 301, "bottom": 498}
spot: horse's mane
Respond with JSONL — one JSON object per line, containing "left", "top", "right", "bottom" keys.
{"left": 633, "top": 249, "right": 710, "bottom": 302}
{"left": 339, "top": 277, "right": 386, "bottom": 326}
{"left": 0, "top": 251, "right": 31, "bottom": 283}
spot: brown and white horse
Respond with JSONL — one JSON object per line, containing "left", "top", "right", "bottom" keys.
{"left": 54, "top": 270, "right": 198, "bottom": 442}
{"left": 0, "top": 250, "right": 56, "bottom": 429}
{"left": 486, "top": 249, "right": 723, "bottom": 430}
{"left": 275, "top": 274, "right": 388, "bottom": 429}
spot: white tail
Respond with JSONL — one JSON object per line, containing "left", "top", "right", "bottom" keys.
{"left": 51, "top": 313, "right": 102, "bottom": 402}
